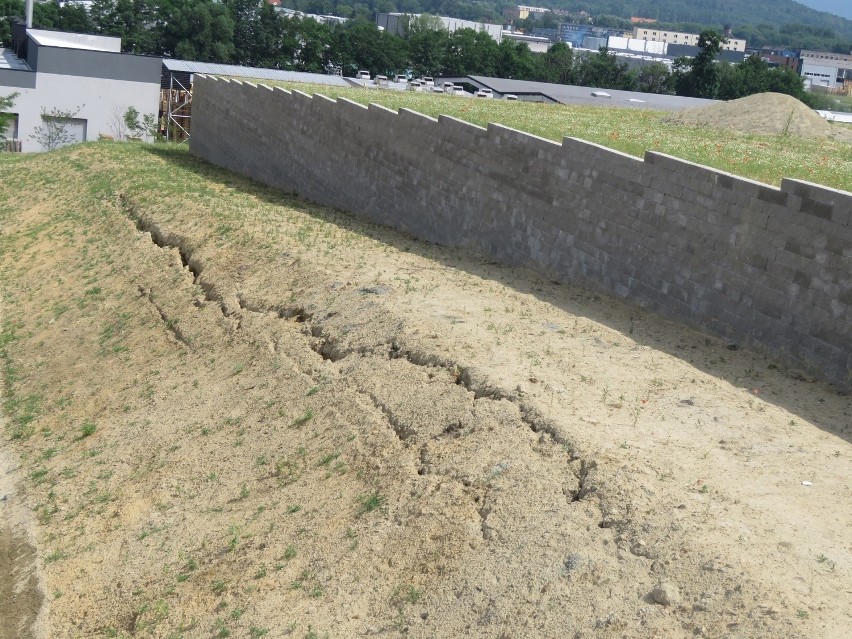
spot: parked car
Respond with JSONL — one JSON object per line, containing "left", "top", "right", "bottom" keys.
{"left": 504, "top": 94, "right": 518, "bottom": 100}
{"left": 475, "top": 88, "right": 494, "bottom": 98}
{"left": 422, "top": 76, "right": 434, "bottom": 86}
{"left": 356, "top": 70, "right": 370, "bottom": 80}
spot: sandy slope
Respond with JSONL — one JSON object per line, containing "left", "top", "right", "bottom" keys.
{"left": 666, "top": 92, "right": 852, "bottom": 142}
{"left": 0, "top": 144, "right": 849, "bottom": 638}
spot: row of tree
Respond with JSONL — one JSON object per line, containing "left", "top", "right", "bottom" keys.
{"left": 0, "top": 1, "right": 832, "bottom": 109}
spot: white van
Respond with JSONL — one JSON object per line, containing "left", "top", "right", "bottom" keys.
{"left": 422, "top": 76, "right": 435, "bottom": 86}
{"left": 356, "top": 70, "right": 370, "bottom": 80}
{"left": 475, "top": 88, "right": 493, "bottom": 98}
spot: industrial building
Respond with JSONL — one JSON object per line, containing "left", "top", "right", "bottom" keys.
{"left": 798, "top": 49, "right": 852, "bottom": 90}
{"left": 433, "top": 74, "right": 718, "bottom": 110}
{"left": 604, "top": 36, "right": 746, "bottom": 67}
{"left": 0, "top": 6, "right": 160, "bottom": 151}
{"left": 632, "top": 27, "right": 747, "bottom": 52}
{"left": 376, "top": 13, "right": 504, "bottom": 42}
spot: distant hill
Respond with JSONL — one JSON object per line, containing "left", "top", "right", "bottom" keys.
{"left": 543, "top": 0, "right": 852, "bottom": 41}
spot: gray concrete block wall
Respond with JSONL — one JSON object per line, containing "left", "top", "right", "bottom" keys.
{"left": 190, "top": 76, "right": 852, "bottom": 391}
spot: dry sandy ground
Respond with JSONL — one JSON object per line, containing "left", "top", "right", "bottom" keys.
{"left": 666, "top": 92, "right": 852, "bottom": 143}
{"left": 0, "top": 144, "right": 849, "bottom": 639}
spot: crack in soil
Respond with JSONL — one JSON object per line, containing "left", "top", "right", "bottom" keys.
{"left": 137, "top": 286, "right": 189, "bottom": 347}
{"left": 120, "top": 193, "right": 599, "bottom": 517}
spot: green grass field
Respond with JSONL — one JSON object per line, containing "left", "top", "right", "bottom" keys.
{"left": 232, "top": 79, "right": 851, "bottom": 191}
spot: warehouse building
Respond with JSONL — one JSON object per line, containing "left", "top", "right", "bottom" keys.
{"left": 0, "top": 5, "right": 160, "bottom": 152}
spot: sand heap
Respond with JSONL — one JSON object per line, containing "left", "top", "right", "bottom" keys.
{"left": 667, "top": 92, "right": 852, "bottom": 142}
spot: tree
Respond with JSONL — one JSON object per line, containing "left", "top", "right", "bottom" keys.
{"left": 636, "top": 62, "right": 673, "bottom": 95}
{"left": 30, "top": 106, "right": 83, "bottom": 151}
{"left": 573, "top": 48, "right": 637, "bottom": 91}
{"left": 122, "top": 106, "right": 157, "bottom": 140}
{"left": 675, "top": 30, "right": 725, "bottom": 98}
{"left": 0, "top": 91, "right": 18, "bottom": 144}
{"left": 164, "top": 1, "right": 235, "bottom": 62}
{"left": 0, "top": 0, "right": 24, "bottom": 47}
{"left": 540, "top": 42, "right": 573, "bottom": 85}
{"left": 403, "top": 15, "right": 448, "bottom": 77}
{"left": 58, "top": 3, "right": 94, "bottom": 34}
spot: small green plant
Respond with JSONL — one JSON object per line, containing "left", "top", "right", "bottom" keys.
{"left": 79, "top": 422, "right": 97, "bottom": 439}
{"left": 318, "top": 451, "right": 340, "bottom": 467}
{"left": 290, "top": 408, "right": 314, "bottom": 428}
{"left": 30, "top": 105, "right": 83, "bottom": 151}
{"left": 287, "top": 504, "right": 301, "bottom": 514}
{"left": 212, "top": 580, "right": 227, "bottom": 595}
{"left": 283, "top": 545, "right": 297, "bottom": 561}
{"left": 45, "top": 550, "right": 68, "bottom": 563}
{"left": 214, "top": 618, "right": 231, "bottom": 638}
{"left": 356, "top": 491, "right": 386, "bottom": 517}
{"left": 238, "top": 484, "right": 250, "bottom": 500}
{"left": 249, "top": 627, "right": 269, "bottom": 638}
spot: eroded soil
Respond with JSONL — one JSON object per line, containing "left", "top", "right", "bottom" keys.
{"left": 0, "top": 144, "right": 849, "bottom": 638}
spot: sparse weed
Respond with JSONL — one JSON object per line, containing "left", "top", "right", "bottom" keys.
{"left": 356, "top": 491, "right": 386, "bottom": 517}
{"left": 290, "top": 408, "right": 314, "bottom": 428}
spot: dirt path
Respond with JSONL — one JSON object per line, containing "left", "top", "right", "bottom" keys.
{"left": 0, "top": 144, "right": 849, "bottom": 638}
{"left": 0, "top": 441, "right": 45, "bottom": 639}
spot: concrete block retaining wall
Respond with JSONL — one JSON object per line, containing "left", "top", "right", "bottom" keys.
{"left": 189, "top": 76, "right": 852, "bottom": 391}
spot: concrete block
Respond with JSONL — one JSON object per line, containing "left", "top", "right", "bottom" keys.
{"left": 187, "top": 78, "right": 851, "bottom": 391}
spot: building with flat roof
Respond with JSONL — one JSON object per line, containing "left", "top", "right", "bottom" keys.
{"left": 632, "top": 27, "right": 746, "bottom": 52}
{"left": 799, "top": 49, "right": 852, "bottom": 90}
{"left": 377, "top": 13, "right": 504, "bottom": 42}
{"left": 1, "top": 20, "right": 161, "bottom": 151}
{"left": 435, "top": 74, "right": 718, "bottom": 110}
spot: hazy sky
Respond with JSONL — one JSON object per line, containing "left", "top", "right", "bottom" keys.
{"left": 795, "top": 0, "right": 852, "bottom": 20}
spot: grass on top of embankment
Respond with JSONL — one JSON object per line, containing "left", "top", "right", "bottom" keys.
{"left": 227, "top": 78, "right": 851, "bottom": 192}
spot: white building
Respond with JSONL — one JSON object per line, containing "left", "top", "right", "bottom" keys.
{"left": 799, "top": 49, "right": 852, "bottom": 89}
{"left": 501, "top": 31, "right": 552, "bottom": 53}
{"left": 377, "top": 13, "right": 504, "bottom": 43}
{"left": 632, "top": 27, "right": 747, "bottom": 52}
{"left": 1, "top": 19, "right": 161, "bottom": 151}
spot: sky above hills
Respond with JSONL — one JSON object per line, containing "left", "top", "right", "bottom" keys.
{"left": 795, "top": 0, "right": 852, "bottom": 20}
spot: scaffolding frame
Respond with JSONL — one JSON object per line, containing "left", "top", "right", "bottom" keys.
{"left": 165, "top": 73, "right": 192, "bottom": 143}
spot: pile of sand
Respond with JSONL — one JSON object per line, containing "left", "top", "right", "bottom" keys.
{"left": 667, "top": 92, "right": 852, "bottom": 141}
